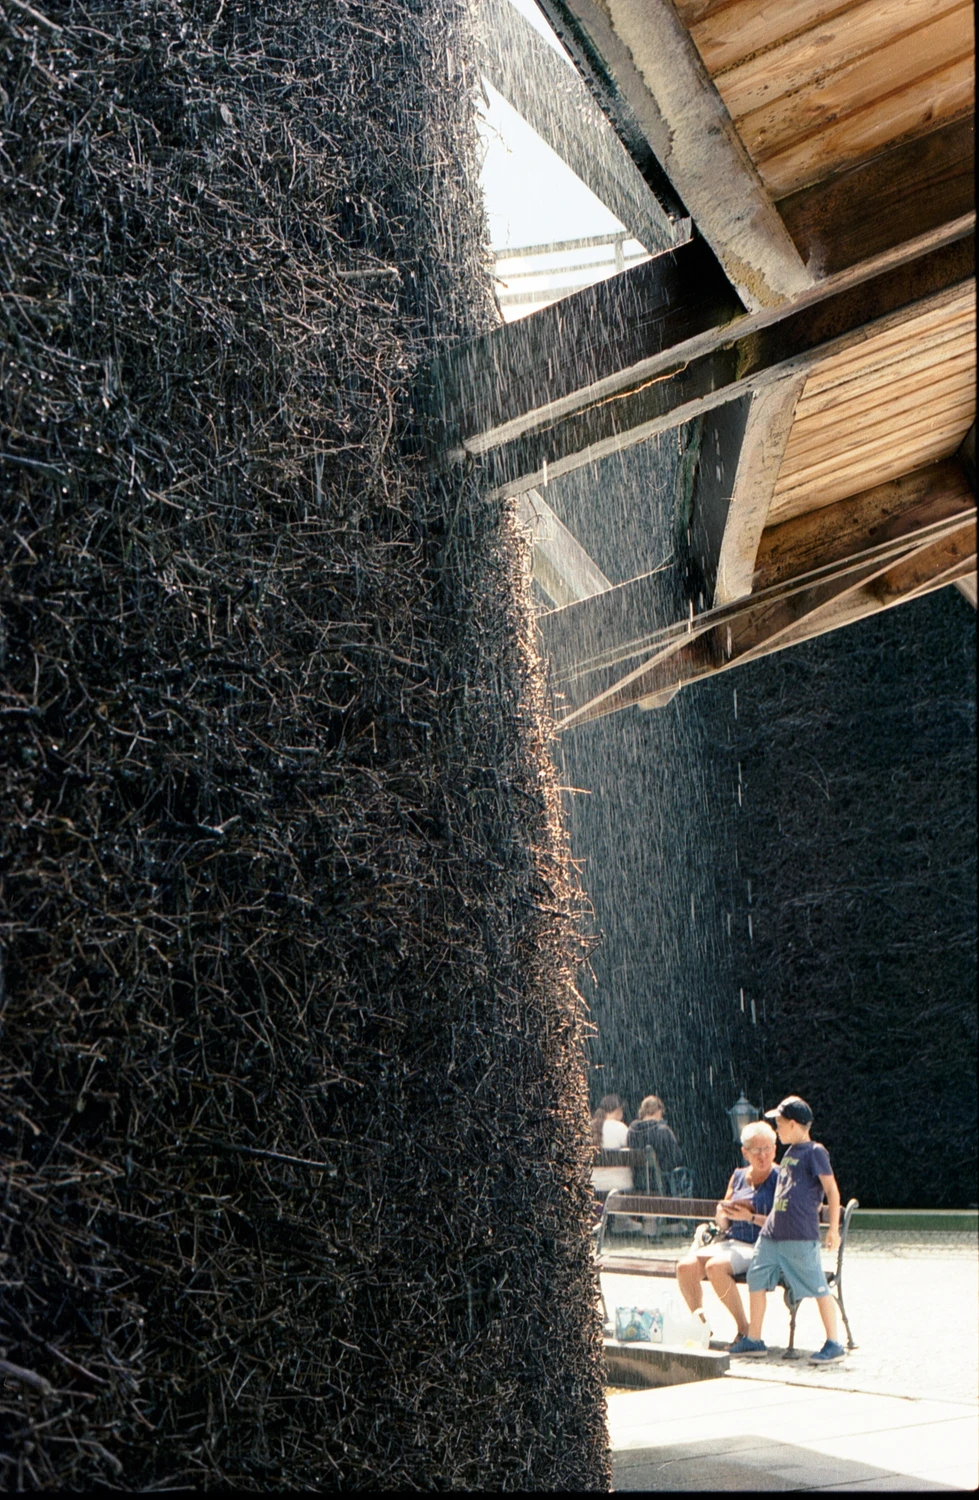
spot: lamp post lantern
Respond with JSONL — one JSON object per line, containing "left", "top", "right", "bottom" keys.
{"left": 727, "top": 1092, "right": 760, "bottom": 1144}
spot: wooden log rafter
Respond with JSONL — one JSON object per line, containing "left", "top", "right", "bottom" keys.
{"left": 777, "top": 115, "right": 975, "bottom": 279}
{"left": 533, "top": 0, "right": 812, "bottom": 310}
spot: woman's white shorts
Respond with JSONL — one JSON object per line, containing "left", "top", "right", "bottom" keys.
{"left": 702, "top": 1237, "right": 756, "bottom": 1277}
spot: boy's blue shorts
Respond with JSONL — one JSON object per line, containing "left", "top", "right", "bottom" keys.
{"left": 746, "top": 1237, "right": 830, "bottom": 1300}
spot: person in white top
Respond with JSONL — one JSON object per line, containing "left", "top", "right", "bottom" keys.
{"left": 591, "top": 1094, "right": 629, "bottom": 1150}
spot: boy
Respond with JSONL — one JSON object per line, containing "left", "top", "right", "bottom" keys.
{"left": 729, "top": 1095, "right": 845, "bottom": 1365}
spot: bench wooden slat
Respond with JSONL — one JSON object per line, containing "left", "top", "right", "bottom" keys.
{"left": 600, "top": 1194, "right": 717, "bottom": 1217}
{"left": 601, "top": 1192, "right": 839, "bottom": 1222}
{"left": 595, "top": 1254, "right": 677, "bottom": 1275}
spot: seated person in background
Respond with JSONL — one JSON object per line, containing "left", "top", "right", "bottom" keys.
{"left": 591, "top": 1094, "right": 629, "bottom": 1150}
{"left": 626, "top": 1095, "right": 683, "bottom": 1176}
{"left": 675, "top": 1120, "right": 778, "bottom": 1343}
{"left": 591, "top": 1095, "right": 630, "bottom": 1224}
{"left": 733, "top": 1095, "right": 844, "bottom": 1365}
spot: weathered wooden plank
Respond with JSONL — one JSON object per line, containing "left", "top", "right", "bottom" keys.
{"left": 477, "top": 232, "right": 974, "bottom": 500}
{"left": 681, "top": 0, "right": 872, "bottom": 77}
{"left": 476, "top": 0, "right": 679, "bottom": 254}
{"left": 795, "top": 288, "right": 975, "bottom": 392}
{"left": 791, "top": 346, "right": 976, "bottom": 423}
{"left": 779, "top": 387, "right": 977, "bottom": 474}
{"left": 771, "top": 448, "right": 976, "bottom": 522}
{"left": 713, "top": 375, "right": 805, "bottom": 603}
{"left": 721, "top": 0, "right": 970, "bottom": 140}
{"left": 777, "top": 116, "right": 975, "bottom": 277}
{"left": 772, "top": 408, "right": 977, "bottom": 514}
{"left": 780, "top": 365, "right": 976, "bottom": 454}
{"left": 771, "top": 437, "right": 975, "bottom": 522}
{"left": 425, "top": 234, "right": 741, "bottom": 453}
{"left": 795, "top": 341, "right": 976, "bottom": 422}
{"left": 516, "top": 488, "right": 611, "bottom": 607}
{"left": 955, "top": 574, "right": 978, "bottom": 605}
{"left": 756, "top": 55, "right": 974, "bottom": 196}
{"left": 786, "top": 380, "right": 976, "bottom": 463}
{"left": 753, "top": 459, "right": 974, "bottom": 589}
{"left": 533, "top": 0, "right": 813, "bottom": 309}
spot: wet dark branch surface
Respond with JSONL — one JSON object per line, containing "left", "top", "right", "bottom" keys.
{"left": 0, "top": 0, "right": 609, "bottom": 1488}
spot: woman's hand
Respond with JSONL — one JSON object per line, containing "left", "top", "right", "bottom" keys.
{"left": 719, "top": 1199, "right": 755, "bottom": 1222}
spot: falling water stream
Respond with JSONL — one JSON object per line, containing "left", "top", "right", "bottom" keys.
{"left": 472, "top": 0, "right": 977, "bottom": 1208}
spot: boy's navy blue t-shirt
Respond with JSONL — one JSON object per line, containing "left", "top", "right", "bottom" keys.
{"left": 760, "top": 1140, "right": 832, "bottom": 1241}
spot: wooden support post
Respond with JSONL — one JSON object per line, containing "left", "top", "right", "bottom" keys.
{"left": 710, "top": 376, "right": 805, "bottom": 605}
{"left": 515, "top": 489, "right": 611, "bottom": 607}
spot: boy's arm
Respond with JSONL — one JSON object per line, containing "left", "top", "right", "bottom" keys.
{"left": 819, "top": 1173, "right": 841, "bottom": 1250}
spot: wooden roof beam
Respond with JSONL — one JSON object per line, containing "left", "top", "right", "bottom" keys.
{"left": 777, "top": 117, "right": 975, "bottom": 281}
{"left": 428, "top": 234, "right": 740, "bottom": 457}
{"left": 533, "top": 0, "right": 812, "bottom": 311}
{"left": 477, "top": 232, "right": 974, "bottom": 501}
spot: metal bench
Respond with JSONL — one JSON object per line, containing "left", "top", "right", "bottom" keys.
{"left": 595, "top": 1191, "right": 859, "bottom": 1358}
{"left": 592, "top": 1146, "right": 695, "bottom": 1199}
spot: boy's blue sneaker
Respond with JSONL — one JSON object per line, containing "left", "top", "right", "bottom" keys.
{"left": 728, "top": 1335, "right": 767, "bottom": 1356}
{"left": 809, "top": 1340, "right": 846, "bottom": 1364}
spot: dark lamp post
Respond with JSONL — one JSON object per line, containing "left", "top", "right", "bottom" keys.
{"left": 727, "top": 1092, "right": 760, "bottom": 1144}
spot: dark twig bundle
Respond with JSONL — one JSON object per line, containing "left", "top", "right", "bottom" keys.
{"left": 0, "top": 0, "right": 610, "bottom": 1487}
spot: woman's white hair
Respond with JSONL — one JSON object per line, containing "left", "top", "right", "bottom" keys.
{"left": 741, "top": 1119, "right": 776, "bottom": 1147}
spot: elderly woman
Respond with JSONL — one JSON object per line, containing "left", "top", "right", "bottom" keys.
{"left": 675, "top": 1120, "right": 778, "bottom": 1343}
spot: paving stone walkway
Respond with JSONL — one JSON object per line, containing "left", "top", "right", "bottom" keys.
{"left": 603, "top": 1232, "right": 978, "bottom": 1490}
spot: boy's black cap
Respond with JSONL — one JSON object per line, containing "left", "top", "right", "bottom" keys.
{"left": 765, "top": 1095, "right": 813, "bottom": 1125}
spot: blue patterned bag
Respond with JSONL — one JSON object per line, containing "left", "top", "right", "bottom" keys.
{"left": 614, "top": 1306, "right": 664, "bottom": 1343}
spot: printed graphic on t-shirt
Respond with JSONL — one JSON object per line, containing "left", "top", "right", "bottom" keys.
{"left": 772, "top": 1152, "right": 799, "bottom": 1215}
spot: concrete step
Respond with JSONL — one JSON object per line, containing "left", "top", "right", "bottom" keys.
{"left": 604, "top": 1338, "right": 730, "bottom": 1389}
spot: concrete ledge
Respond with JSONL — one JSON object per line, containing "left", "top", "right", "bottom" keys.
{"left": 851, "top": 1209, "right": 978, "bottom": 1232}
{"left": 604, "top": 1339, "right": 730, "bottom": 1389}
